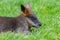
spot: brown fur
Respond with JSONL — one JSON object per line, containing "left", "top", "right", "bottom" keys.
{"left": 0, "top": 14, "right": 30, "bottom": 34}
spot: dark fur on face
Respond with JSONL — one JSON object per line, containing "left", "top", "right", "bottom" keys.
{"left": 27, "top": 14, "right": 41, "bottom": 28}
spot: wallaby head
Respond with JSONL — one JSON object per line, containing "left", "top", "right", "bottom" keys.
{"left": 20, "top": 4, "right": 41, "bottom": 28}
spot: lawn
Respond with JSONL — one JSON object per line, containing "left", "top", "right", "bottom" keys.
{"left": 0, "top": 0, "right": 60, "bottom": 40}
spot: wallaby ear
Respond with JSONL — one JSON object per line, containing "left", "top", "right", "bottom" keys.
{"left": 26, "top": 3, "right": 31, "bottom": 9}
{"left": 21, "top": 4, "right": 26, "bottom": 13}
{"left": 21, "top": 4, "right": 30, "bottom": 17}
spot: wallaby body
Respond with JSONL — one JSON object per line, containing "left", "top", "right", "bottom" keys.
{"left": 0, "top": 4, "right": 41, "bottom": 34}
{"left": 0, "top": 17, "right": 16, "bottom": 32}
{"left": 0, "top": 15, "right": 29, "bottom": 34}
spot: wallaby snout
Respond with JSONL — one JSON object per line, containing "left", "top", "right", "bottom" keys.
{"left": 27, "top": 15, "right": 41, "bottom": 28}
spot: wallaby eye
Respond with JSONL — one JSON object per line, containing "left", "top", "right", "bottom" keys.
{"left": 31, "top": 17, "right": 37, "bottom": 20}
{"left": 28, "top": 15, "right": 37, "bottom": 20}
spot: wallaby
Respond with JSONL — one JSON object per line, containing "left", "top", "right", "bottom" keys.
{"left": 0, "top": 4, "right": 41, "bottom": 34}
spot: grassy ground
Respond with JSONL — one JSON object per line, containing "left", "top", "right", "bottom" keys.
{"left": 0, "top": 0, "right": 60, "bottom": 40}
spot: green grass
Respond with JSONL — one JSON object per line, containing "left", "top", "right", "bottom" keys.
{"left": 0, "top": 0, "right": 60, "bottom": 40}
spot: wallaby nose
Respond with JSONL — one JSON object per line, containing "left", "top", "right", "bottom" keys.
{"left": 39, "top": 24, "right": 41, "bottom": 26}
